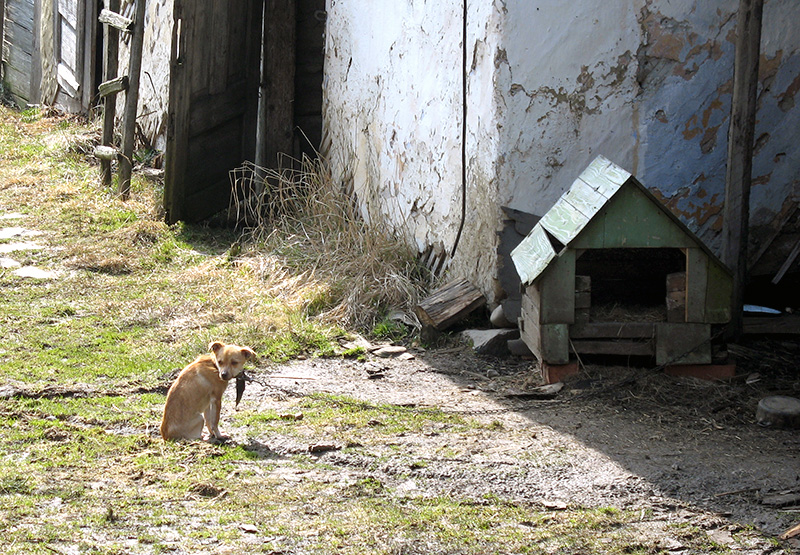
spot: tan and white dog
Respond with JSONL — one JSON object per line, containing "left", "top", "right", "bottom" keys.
{"left": 160, "top": 341, "right": 256, "bottom": 441}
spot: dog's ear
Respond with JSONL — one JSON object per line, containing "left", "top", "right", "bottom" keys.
{"left": 241, "top": 347, "right": 256, "bottom": 361}
{"left": 209, "top": 341, "right": 225, "bottom": 354}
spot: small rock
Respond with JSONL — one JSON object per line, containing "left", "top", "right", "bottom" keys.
{"left": 308, "top": 443, "right": 339, "bottom": 454}
{"left": 239, "top": 524, "right": 258, "bottom": 534}
{"left": 279, "top": 412, "right": 304, "bottom": 420}
{"left": 486, "top": 369, "right": 499, "bottom": 378}
{"left": 507, "top": 338, "right": 533, "bottom": 357}
{"left": 372, "top": 345, "right": 407, "bottom": 358}
{"left": 461, "top": 328, "right": 519, "bottom": 356}
{"left": 490, "top": 304, "right": 514, "bottom": 328}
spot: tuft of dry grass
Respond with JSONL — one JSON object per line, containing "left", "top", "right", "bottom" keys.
{"left": 230, "top": 158, "right": 431, "bottom": 333}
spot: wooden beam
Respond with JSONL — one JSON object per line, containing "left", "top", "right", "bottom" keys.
{"left": 771, "top": 237, "right": 800, "bottom": 285}
{"left": 100, "top": 0, "right": 121, "bottom": 187}
{"left": 570, "top": 339, "right": 654, "bottom": 357}
{"left": 257, "top": 0, "right": 296, "bottom": 168}
{"left": 118, "top": 0, "right": 146, "bottom": 200}
{"left": 721, "top": 0, "right": 764, "bottom": 340}
{"left": 415, "top": 278, "right": 486, "bottom": 331}
{"left": 94, "top": 145, "right": 118, "bottom": 160}
{"left": 98, "top": 75, "right": 128, "bottom": 97}
{"left": 743, "top": 315, "right": 800, "bottom": 335}
{"left": 99, "top": 8, "right": 134, "bottom": 32}
{"left": 570, "top": 322, "right": 656, "bottom": 339}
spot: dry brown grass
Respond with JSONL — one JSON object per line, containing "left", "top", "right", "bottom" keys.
{"left": 230, "top": 157, "right": 431, "bottom": 333}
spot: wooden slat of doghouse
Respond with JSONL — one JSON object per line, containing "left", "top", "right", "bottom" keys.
{"left": 571, "top": 340, "right": 655, "bottom": 357}
{"left": 521, "top": 283, "right": 541, "bottom": 325}
{"left": 655, "top": 323, "right": 712, "bottom": 365}
{"left": 706, "top": 259, "right": 733, "bottom": 323}
{"left": 539, "top": 196, "right": 591, "bottom": 247}
{"left": 580, "top": 156, "right": 631, "bottom": 197}
{"left": 574, "top": 185, "right": 696, "bottom": 249}
{"left": 685, "top": 248, "right": 708, "bottom": 322}
{"left": 570, "top": 322, "right": 656, "bottom": 339}
{"left": 538, "top": 248, "right": 575, "bottom": 324}
{"left": 519, "top": 316, "right": 569, "bottom": 364}
{"left": 511, "top": 225, "right": 556, "bottom": 286}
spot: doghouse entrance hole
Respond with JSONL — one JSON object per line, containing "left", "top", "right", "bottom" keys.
{"left": 576, "top": 248, "right": 685, "bottom": 322}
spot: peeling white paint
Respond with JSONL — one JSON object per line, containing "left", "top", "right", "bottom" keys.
{"left": 324, "top": 0, "right": 800, "bottom": 299}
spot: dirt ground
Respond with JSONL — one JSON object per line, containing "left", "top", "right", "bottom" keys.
{"left": 226, "top": 339, "right": 800, "bottom": 552}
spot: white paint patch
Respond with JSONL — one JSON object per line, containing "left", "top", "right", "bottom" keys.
{"left": 0, "top": 257, "right": 21, "bottom": 269}
{"left": 0, "top": 242, "right": 43, "bottom": 254}
{"left": 13, "top": 266, "right": 57, "bottom": 279}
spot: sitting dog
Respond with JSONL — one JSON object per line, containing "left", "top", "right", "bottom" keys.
{"left": 160, "top": 341, "right": 256, "bottom": 441}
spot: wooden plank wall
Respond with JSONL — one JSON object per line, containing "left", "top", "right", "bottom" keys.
{"left": 2, "top": 0, "right": 35, "bottom": 106}
{"left": 294, "top": 0, "right": 324, "bottom": 157}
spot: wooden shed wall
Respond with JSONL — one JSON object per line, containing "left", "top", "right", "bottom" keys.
{"left": 2, "top": 0, "right": 36, "bottom": 106}
{"left": 294, "top": 0, "right": 324, "bottom": 157}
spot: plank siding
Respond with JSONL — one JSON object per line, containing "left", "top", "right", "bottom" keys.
{"left": 2, "top": 0, "right": 35, "bottom": 106}
{"left": 165, "top": 0, "right": 261, "bottom": 223}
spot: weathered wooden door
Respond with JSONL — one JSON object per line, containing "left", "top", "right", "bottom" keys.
{"left": 53, "top": 0, "right": 96, "bottom": 111}
{"left": 164, "top": 0, "right": 262, "bottom": 224}
{"left": 55, "top": 0, "right": 81, "bottom": 96}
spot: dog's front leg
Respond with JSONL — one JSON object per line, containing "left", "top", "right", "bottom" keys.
{"left": 204, "top": 397, "right": 227, "bottom": 440}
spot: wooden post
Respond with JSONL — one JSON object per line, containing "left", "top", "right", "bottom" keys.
{"left": 258, "top": 0, "right": 296, "bottom": 168}
{"left": 118, "top": 0, "right": 146, "bottom": 200}
{"left": 100, "top": 0, "right": 120, "bottom": 187}
{"left": 722, "top": 0, "right": 763, "bottom": 340}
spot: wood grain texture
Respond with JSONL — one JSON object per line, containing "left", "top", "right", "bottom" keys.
{"left": 415, "top": 279, "right": 486, "bottom": 331}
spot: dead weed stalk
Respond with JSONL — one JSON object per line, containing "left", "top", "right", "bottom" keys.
{"left": 230, "top": 158, "right": 429, "bottom": 333}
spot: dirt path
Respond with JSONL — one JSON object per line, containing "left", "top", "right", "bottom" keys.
{"left": 224, "top": 345, "right": 800, "bottom": 552}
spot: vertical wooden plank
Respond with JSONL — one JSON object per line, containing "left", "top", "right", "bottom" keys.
{"left": 519, "top": 284, "right": 543, "bottom": 360}
{"left": 208, "top": 0, "right": 227, "bottom": 95}
{"left": 722, "top": 0, "right": 764, "bottom": 339}
{"left": 79, "top": 0, "right": 97, "bottom": 109}
{"left": 685, "top": 248, "right": 708, "bottom": 322}
{"left": 539, "top": 249, "right": 576, "bottom": 324}
{"left": 100, "top": 0, "right": 120, "bottom": 187}
{"left": 542, "top": 324, "right": 569, "bottom": 365}
{"left": 241, "top": 0, "right": 261, "bottom": 162}
{"left": 0, "top": 0, "right": 5, "bottom": 69}
{"left": 164, "top": 0, "right": 192, "bottom": 222}
{"left": 189, "top": 0, "right": 208, "bottom": 94}
{"left": 258, "top": 0, "right": 295, "bottom": 168}
{"left": 705, "top": 260, "right": 733, "bottom": 324}
{"left": 117, "top": 0, "right": 145, "bottom": 199}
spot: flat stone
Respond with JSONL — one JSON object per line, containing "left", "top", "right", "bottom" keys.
{"left": 0, "top": 227, "right": 26, "bottom": 240}
{"left": 371, "top": 345, "right": 408, "bottom": 357}
{"left": 0, "top": 241, "right": 43, "bottom": 254}
{"left": 13, "top": 266, "right": 57, "bottom": 279}
{"left": 0, "top": 213, "right": 25, "bottom": 220}
{"left": 0, "top": 257, "right": 21, "bottom": 268}
{"left": 461, "top": 328, "right": 519, "bottom": 356}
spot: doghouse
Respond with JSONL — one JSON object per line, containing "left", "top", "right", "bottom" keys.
{"left": 511, "top": 156, "right": 733, "bottom": 370}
